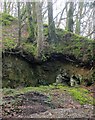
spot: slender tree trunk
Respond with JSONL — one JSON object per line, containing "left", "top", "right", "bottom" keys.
{"left": 75, "top": 14, "right": 80, "bottom": 34}
{"left": 36, "top": 2, "right": 44, "bottom": 58}
{"left": 47, "top": 0, "right": 56, "bottom": 43}
{"left": 4, "top": 2, "right": 7, "bottom": 13}
{"left": 75, "top": 2, "right": 83, "bottom": 34}
{"left": 66, "top": 2, "right": 74, "bottom": 32}
{"left": 17, "top": 2, "right": 21, "bottom": 47}
{"left": 93, "top": 1, "right": 95, "bottom": 40}
{"left": 32, "top": 2, "right": 37, "bottom": 40}
{"left": 8, "top": 2, "right": 11, "bottom": 14}
{"left": 26, "top": 2, "right": 34, "bottom": 42}
{"left": 58, "top": 2, "right": 68, "bottom": 28}
{"left": 65, "top": 2, "right": 68, "bottom": 30}
{"left": 88, "top": 20, "right": 92, "bottom": 39}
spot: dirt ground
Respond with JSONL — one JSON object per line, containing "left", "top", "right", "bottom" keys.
{"left": 1, "top": 88, "right": 95, "bottom": 119}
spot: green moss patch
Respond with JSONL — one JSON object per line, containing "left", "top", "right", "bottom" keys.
{"left": 3, "top": 38, "right": 16, "bottom": 50}
{"left": 67, "top": 87, "right": 93, "bottom": 105}
{"left": 0, "top": 13, "right": 16, "bottom": 25}
{"left": 2, "top": 21, "right": 93, "bottom": 63}
{"left": 3, "top": 85, "right": 94, "bottom": 105}
{"left": 47, "top": 29, "right": 93, "bottom": 63}
{"left": 22, "top": 42, "right": 37, "bottom": 56}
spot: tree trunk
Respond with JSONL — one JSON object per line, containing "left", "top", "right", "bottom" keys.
{"left": 8, "top": 2, "right": 11, "bottom": 14}
{"left": 93, "top": 1, "right": 95, "bottom": 40}
{"left": 36, "top": 2, "right": 44, "bottom": 58}
{"left": 47, "top": 0, "right": 56, "bottom": 43}
{"left": 17, "top": 2, "right": 21, "bottom": 47}
{"left": 58, "top": 2, "right": 68, "bottom": 28}
{"left": 26, "top": 2, "right": 34, "bottom": 42}
{"left": 4, "top": 2, "right": 7, "bottom": 13}
{"left": 66, "top": 2, "right": 74, "bottom": 32}
{"left": 75, "top": 2, "right": 84, "bottom": 34}
{"left": 32, "top": 2, "right": 37, "bottom": 41}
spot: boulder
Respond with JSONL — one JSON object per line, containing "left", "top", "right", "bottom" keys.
{"left": 70, "top": 75, "right": 77, "bottom": 87}
{"left": 56, "top": 68, "right": 82, "bottom": 86}
{"left": 56, "top": 74, "right": 63, "bottom": 84}
{"left": 70, "top": 74, "right": 82, "bottom": 87}
{"left": 56, "top": 69, "right": 70, "bottom": 85}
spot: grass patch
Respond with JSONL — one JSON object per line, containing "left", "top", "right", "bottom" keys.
{"left": 67, "top": 87, "right": 93, "bottom": 105}
{"left": 3, "top": 85, "right": 52, "bottom": 96}
{"left": 3, "top": 84, "right": 94, "bottom": 105}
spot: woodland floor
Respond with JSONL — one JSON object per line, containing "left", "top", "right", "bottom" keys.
{"left": 1, "top": 85, "right": 95, "bottom": 119}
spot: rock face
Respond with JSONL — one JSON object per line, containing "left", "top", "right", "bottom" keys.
{"left": 56, "top": 69, "right": 70, "bottom": 85}
{"left": 70, "top": 75, "right": 78, "bottom": 87}
{"left": 70, "top": 74, "right": 82, "bottom": 87}
{"left": 56, "top": 69, "right": 82, "bottom": 86}
{"left": 56, "top": 74, "right": 63, "bottom": 84}
{"left": 3, "top": 54, "right": 91, "bottom": 88}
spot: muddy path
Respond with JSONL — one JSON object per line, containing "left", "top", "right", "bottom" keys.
{"left": 2, "top": 88, "right": 94, "bottom": 119}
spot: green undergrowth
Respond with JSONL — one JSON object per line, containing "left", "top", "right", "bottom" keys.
{"left": 2, "top": 20, "right": 93, "bottom": 62}
{"left": 0, "top": 13, "right": 16, "bottom": 25}
{"left": 3, "top": 36, "right": 93, "bottom": 63}
{"left": 3, "top": 84, "right": 94, "bottom": 105}
{"left": 57, "top": 85, "right": 93, "bottom": 105}
{"left": 48, "top": 29, "right": 93, "bottom": 62}
{"left": 22, "top": 42, "right": 37, "bottom": 56}
{"left": 3, "top": 38, "right": 16, "bottom": 50}
{"left": 3, "top": 39, "right": 37, "bottom": 56}
{"left": 67, "top": 87, "right": 93, "bottom": 105}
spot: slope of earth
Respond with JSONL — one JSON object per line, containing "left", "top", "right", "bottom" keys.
{"left": 2, "top": 16, "right": 94, "bottom": 65}
{"left": 2, "top": 85, "right": 95, "bottom": 118}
